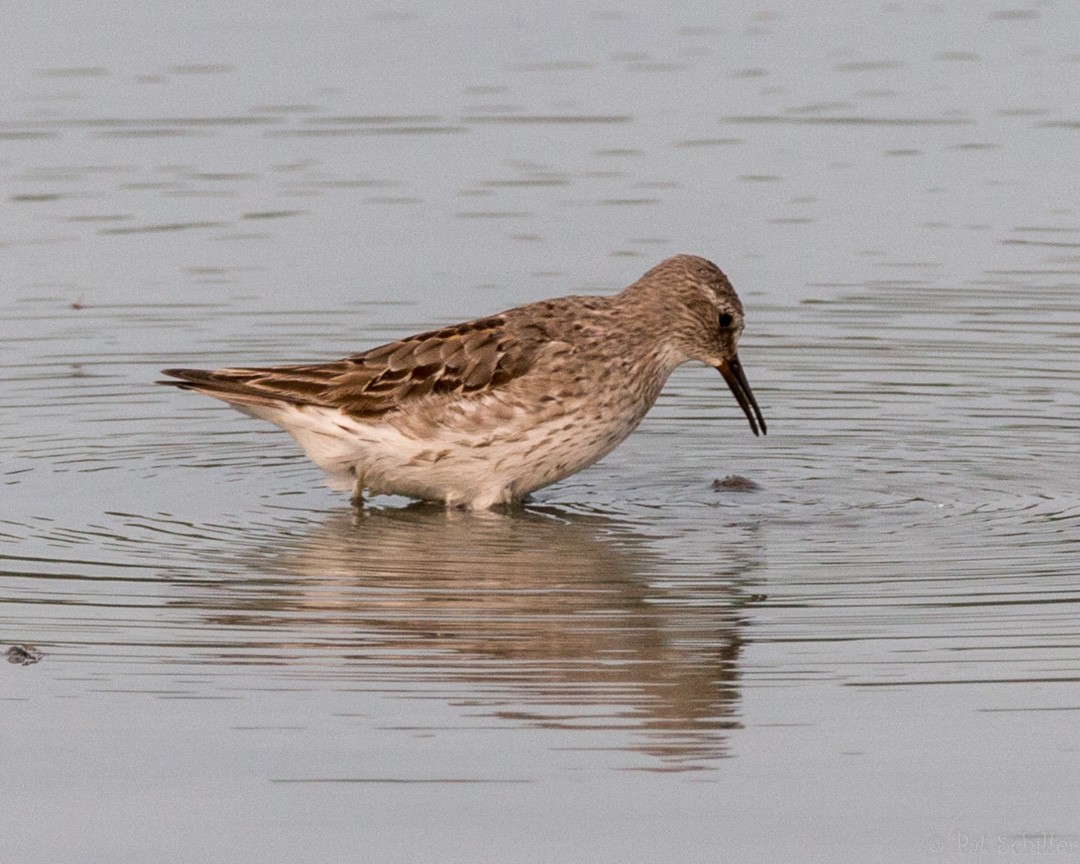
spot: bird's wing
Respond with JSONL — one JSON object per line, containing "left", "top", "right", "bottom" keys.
{"left": 161, "top": 315, "right": 555, "bottom": 417}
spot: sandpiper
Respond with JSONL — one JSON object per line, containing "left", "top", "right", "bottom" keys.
{"left": 161, "top": 254, "right": 766, "bottom": 508}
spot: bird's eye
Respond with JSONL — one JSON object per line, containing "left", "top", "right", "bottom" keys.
{"left": 718, "top": 312, "right": 734, "bottom": 328}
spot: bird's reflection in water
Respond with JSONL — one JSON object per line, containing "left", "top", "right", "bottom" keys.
{"left": 213, "top": 503, "right": 763, "bottom": 771}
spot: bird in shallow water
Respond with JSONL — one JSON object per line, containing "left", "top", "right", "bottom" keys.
{"left": 161, "top": 254, "right": 766, "bottom": 509}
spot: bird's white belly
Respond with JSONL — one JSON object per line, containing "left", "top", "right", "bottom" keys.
{"left": 255, "top": 401, "right": 638, "bottom": 508}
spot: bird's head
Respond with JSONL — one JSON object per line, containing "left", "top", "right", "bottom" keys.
{"left": 630, "top": 254, "right": 767, "bottom": 436}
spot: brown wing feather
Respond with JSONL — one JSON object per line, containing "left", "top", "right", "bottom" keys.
{"left": 160, "top": 315, "right": 550, "bottom": 417}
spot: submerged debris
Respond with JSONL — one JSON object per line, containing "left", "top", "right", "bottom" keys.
{"left": 711, "top": 474, "right": 762, "bottom": 493}
{"left": 5, "top": 644, "right": 43, "bottom": 666}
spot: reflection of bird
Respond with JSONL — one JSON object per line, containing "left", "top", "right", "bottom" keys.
{"left": 161, "top": 255, "right": 766, "bottom": 508}
{"left": 202, "top": 505, "right": 753, "bottom": 769}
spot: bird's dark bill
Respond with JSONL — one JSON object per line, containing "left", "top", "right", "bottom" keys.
{"left": 718, "top": 354, "right": 767, "bottom": 436}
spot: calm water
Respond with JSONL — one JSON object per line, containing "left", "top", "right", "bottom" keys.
{"left": 3, "top": 2, "right": 1079, "bottom": 862}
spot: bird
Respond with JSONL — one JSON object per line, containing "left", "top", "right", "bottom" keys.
{"left": 160, "top": 254, "right": 766, "bottom": 509}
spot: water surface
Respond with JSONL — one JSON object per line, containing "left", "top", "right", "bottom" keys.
{"left": 3, "top": 2, "right": 1079, "bottom": 862}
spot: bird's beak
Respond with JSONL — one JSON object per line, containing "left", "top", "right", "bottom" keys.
{"left": 717, "top": 354, "right": 767, "bottom": 436}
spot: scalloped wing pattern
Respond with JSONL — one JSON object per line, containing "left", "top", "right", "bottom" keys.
{"left": 162, "top": 315, "right": 547, "bottom": 417}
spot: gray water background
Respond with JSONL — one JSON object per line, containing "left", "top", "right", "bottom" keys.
{"left": 2, "top": 2, "right": 1079, "bottom": 862}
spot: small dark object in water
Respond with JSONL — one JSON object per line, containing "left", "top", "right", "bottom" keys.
{"left": 711, "top": 474, "right": 761, "bottom": 492}
{"left": 5, "top": 644, "right": 43, "bottom": 666}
